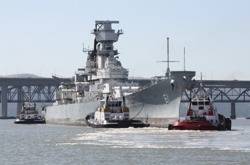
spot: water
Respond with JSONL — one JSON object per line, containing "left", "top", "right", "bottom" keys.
{"left": 0, "top": 119, "right": 250, "bottom": 165}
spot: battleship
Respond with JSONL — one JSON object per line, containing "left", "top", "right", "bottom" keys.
{"left": 45, "top": 20, "right": 195, "bottom": 127}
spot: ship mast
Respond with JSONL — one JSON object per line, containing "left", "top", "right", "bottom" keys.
{"left": 158, "top": 37, "right": 179, "bottom": 78}
{"left": 166, "top": 37, "right": 170, "bottom": 77}
{"left": 184, "top": 47, "right": 186, "bottom": 71}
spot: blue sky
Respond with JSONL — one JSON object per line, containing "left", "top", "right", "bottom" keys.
{"left": 0, "top": 0, "right": 250, "bottom": 80}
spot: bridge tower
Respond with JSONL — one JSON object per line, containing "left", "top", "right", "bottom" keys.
{"left": 231, "top": 102, "right": 236, "bottom": 119}
{"left": 1, "top": 85, "right": 8, "bottom": 118}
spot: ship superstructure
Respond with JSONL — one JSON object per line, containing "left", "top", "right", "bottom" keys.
{"left": 55, "top": 21, "right": 139, "bottom": 105}
{"left": 85, "top": 20, "right": 128, "bottom": 80}
{"left": 45, "top": 20, "right": 195, "bottom": 127}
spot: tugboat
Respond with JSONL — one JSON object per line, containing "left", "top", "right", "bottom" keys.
{"left": 86, "top": 84, "right": 149, "bottom": 128}
{"left": 168, "top": 85, "right": 231, "bottom": 131}
{"left": 86, "top": 96, "right": 149, "bottom": 128}
{"left": 14, "top": 102, "right": 46, "bottom": 124}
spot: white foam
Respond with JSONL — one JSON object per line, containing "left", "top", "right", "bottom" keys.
{"left": 55, "top": 142, "right": 79, "bottom": 146}
{"left": 72, "top": 127, "right": 250, "bottom": 151}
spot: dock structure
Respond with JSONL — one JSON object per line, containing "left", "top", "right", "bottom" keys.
{"left": 0, "top": 77, "right": 250, "bottom": 119}
{"left": 0, "top": 76, "right": 70, "bottom": 118}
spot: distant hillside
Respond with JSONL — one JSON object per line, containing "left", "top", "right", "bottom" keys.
{"left": 0, "top": 74, "right": 44, "bottom": 78}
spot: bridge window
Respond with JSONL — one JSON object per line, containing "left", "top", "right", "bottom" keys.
{"left": 199, "top": 106, "right": 204, "bottom": 110}
{"left": 198, "top": 102, "right": 204, "bottom": 105}
{"left": 105, "top": 46, "right": 112, "bottom": 50}
{"left": 205, "top": 101, "right": 210, "bottom": 105}
{"left": 192, "top": 102, "right": 197, "bottom": 105}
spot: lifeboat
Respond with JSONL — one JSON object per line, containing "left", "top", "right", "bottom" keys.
{"left": 168, "top": 86, "right": 231, "bottom": 131}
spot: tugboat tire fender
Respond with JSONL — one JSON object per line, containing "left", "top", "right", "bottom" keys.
{"left": 168, "top": 124, "right": 173, "bottom": 130}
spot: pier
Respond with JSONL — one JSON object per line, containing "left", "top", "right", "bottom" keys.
{"left": 0, "top": 77, "right": 250, "bottom": 119}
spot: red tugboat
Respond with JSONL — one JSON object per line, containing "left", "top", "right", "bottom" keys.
{"left": 168, "top": 86, "right": 231, "bottom": 131}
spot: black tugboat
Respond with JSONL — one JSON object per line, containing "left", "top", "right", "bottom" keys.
{"left": 14, "top": 102, "right": 46, "bottom": 124}
{"left": 86, "top": 96, "right": 149, "bottom": 128}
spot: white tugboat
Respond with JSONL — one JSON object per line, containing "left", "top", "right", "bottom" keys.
{"left": 86, "top": 84, "right": 149, "bottom": 128}
{"left": 14, "top": 102, "right": 45, "bottom": 124}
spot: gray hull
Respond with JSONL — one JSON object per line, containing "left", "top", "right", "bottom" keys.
{"left": 45, "top": 72, "right": 195, "bottom": 127}
{"left": 45, "top": 75, "right": 188, "bottom": 127}
{"left": 45, "top": 99, "right": 179, "bottom": 127}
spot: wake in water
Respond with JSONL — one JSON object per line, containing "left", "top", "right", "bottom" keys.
{"left": 69, "top": 122, "right": 250, "bottom": 152}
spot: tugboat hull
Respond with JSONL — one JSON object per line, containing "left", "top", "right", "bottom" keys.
{"left": 86, "top": 119, "right": 150, "bottom": 128}
{"left": 168, "top": 118, "right": 231, "bottom": 131}
{"left": 168, "top": 120, "right": 217, "bottom": 130}
{"left": 14, "top": 119, "right": 46, "bottom": 124}
{"left": 86, "top": 120, "right": 130, "bottom": 128}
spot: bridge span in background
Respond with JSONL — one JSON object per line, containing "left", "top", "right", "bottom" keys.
{"left": 0, "top": 76, "right": 70, "bottom": 118}
{"left": 0, "top": 77, "right": 249, "bottom": 119}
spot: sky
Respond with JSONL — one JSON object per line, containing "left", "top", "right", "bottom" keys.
{"left": 0, "top": 0, "right": 250, "bottom": 80}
